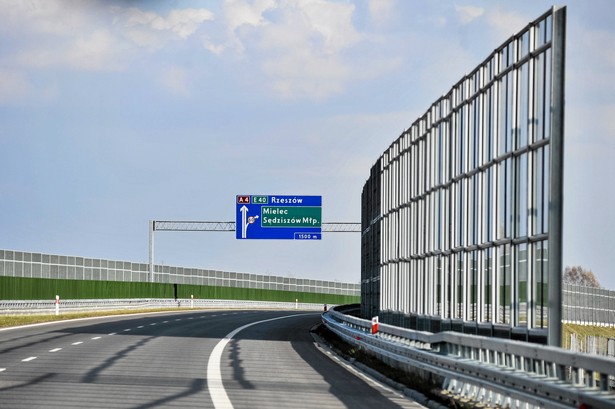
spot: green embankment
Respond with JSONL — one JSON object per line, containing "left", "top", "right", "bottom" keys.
{"left": 0, "top": 276, "right": 359, "bottom": 305}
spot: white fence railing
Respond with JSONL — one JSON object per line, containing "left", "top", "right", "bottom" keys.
{"left": 323, "top": 307, "right": 615, "bottom": 409}
{"left": 0, "top": 299, "right": 329, "bottom": 316}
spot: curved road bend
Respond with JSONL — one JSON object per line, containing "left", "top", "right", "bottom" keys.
{"left": 0, "top": 310, "right": 424, "bottom": 408}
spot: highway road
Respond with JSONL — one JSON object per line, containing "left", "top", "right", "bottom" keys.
{"left": 0, "top": 310, "right": 424, "bottom": 408}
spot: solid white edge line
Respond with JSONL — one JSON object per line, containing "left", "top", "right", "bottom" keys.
{"left": 206, "top": 313, "right": 316, "bottom": 409}
{"left": 312, "top": 338, "right": 407, "bottom": 400}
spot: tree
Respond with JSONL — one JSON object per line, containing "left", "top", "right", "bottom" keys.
{"left": 563, "top": 266, "right": 601, "bottom": 288}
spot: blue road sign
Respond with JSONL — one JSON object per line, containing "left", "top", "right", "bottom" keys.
{"left": 236, "top": 195, "right": 322, "bottom": 240}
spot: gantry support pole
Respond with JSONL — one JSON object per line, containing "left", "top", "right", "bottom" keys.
{"left": 149, "top": 220, "right": 155, "bottom": 283}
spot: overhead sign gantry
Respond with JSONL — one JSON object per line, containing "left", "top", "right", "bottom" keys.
{"left": 149, "top": 196, "right": 358, "bottom": 282}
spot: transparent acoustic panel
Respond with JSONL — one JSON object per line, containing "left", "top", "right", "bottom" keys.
{"left": 361, "top": 8, "right": 565, "bottom": 343}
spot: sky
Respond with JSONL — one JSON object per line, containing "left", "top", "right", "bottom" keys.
{"left": 1, "top": 1, "right": 614, "bottom": 289}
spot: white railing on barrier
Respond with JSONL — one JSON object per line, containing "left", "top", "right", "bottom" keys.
{"left": 323, "top": 307, "right": 615, "bottom": 409}
{"left": 0, "top": 299, "right": 329, "bottom": 315}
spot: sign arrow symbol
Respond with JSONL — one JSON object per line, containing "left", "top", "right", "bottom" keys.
{"left": 240, "top": 205, "right": 249, "bottom": 238}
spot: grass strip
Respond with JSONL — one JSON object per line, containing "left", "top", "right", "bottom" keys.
{"left": 562, "top": 323, "right": 615, "bottom": 349}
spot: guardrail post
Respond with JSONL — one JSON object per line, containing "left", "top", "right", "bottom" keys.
{"left": 600, "top": 373, "right": 608, "bottom": 391}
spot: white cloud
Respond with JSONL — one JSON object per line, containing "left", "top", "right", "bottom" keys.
{"left": 0, "top": 2, "right": 219, "bottom": 105}
{"left": 219, "top": 0, "right": 277, "bottom": 53}
{"left": 262, "top": 50, "right": 348, "bottom": 99}
{"left": 14, "top": 30, "right": 124, "bottom": 71}
{"left": 227, "top": 0, "right": 364, "bottom": 99}
{"left": 2, "top": 3, "right": 123, "bottom": 72}
{"left": 2, "top": 3, "right": 214, "bottom": 71}
{"left": 297, "top": 0, "right": 362, "bottom": 53}
{"left": 1, "top": 0, "right": 381, "bottom": 100}
{"left": 221, "top": 1, "right": 361, "bottom": 55}
{"left": 123, "top": 8, "right": 204, "bottom": 35}
{"left": 2, "top": 0, "right": 432, "bottom": 103}
{"left": 160, "top": 66, "right": 190, "bottom": 97}
{"left": 203, "top": 39, "right": 226, "bottom": 55}
{"left": 116, "top": 7, "right": 214, "bottom": 49}
{"left": 160, "top": 9, "right": 214, "bottom": 39}
{"left": 224, "top": 0, "right": 276, "bottom": 32}
{"left": 485, "top": 8, "right": 528, "bottom": 39}
{"left": 455, "top": 5, "right": 485, "bottom": 24}
{"left": 65, "top": 30, "right": 124, "bottom": 71}
{"left": 368, "top": 0, "right": 396, "bottom": 25}
{"left": 0, "top": 0, "right": 92, "bottom": 36}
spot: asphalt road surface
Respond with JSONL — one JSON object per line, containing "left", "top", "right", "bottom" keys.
{"left": 0, "top": 310, "right": 424, "bottom": 408}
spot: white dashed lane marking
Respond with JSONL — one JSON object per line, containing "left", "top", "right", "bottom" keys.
{"left": 0, "top": 315, "right": 206, "bottom": 376}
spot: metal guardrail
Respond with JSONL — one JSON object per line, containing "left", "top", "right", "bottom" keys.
{"left": 0, "top": 299, "right": 329, "bottom": 315}
{"left": 323, "top": 307, "right": 615, "bottom": 409}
